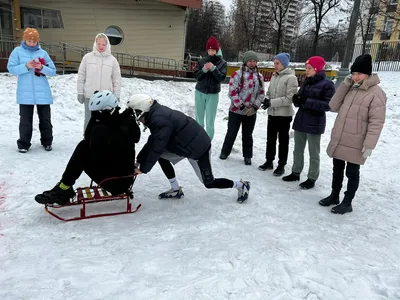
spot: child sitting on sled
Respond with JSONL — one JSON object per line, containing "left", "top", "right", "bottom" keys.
{"left": 35, "top": 90, "right": 141, "bottom": 205}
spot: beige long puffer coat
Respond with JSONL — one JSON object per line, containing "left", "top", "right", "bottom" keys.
{"left": 326, "top": 74, "right": 386, "bottom": 165}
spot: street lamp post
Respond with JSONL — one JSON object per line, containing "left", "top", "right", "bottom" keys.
{"left": 335, "top": 0, "right": 362, "bottom": 88}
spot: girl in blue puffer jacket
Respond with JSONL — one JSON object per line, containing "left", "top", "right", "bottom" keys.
{"left": 7, "top": 27, "right": 56, "bottom": 153}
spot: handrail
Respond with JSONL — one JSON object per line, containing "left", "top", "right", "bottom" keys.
{"left": 0, "top": 37, "right": 186, "bottom": 76}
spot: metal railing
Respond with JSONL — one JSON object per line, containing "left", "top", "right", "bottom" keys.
{"left": 132, "top": 55, "right": 178, "bottom": 77}
{"left": 0, "top": 37, "right": 18, "bottom": 58}
{"left": 113, "top": 52, "right": 134, "bottom": 75}
{"left": 353, "top": 41, "right": 400, "bottom": 71}
{"left": 1, "top": 37, "right": 185, "bottom": 77}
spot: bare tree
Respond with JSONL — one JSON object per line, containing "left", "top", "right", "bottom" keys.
{"left": 219, "top": 7, "right": 238, "bottom": 60}
{"left": 308, "top": 0, "right": 342, "bottom": 55}
{"left": 232, "top": 0, "right": 269, "bottom": 51}
{"left": 357, "top": 0, "right": 379, "bottom": 53}
{"left": 185, "top": 0, "right": 225, "bottom": 55}
{"left": 269, "top": 0, "right": 292, "bottom": 53}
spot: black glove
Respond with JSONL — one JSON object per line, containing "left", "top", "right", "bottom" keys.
{"left": 121, "top": 107, "right": 134, "bottom": 117}
{"left": 261, "top": 98, "right": 271, "bottom": 110}
{"left": 240, "top": 104, "right": 246, "bottom": 110}
{"left": 292, "top": 94, "right": 307, "bottom": 108}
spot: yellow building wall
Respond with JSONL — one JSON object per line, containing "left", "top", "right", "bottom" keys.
{"left": 19, "top": 0, "right": 186, "bottom": 63}
{"left": 372, "top": 1, "right": 400, "bottom": 42}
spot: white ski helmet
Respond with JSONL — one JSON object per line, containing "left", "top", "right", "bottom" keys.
{"left": 127, "top": 93, "right": 154, "bottom": 119}
{"left": 88, "top": 90, "right": 118, "bottom": 111}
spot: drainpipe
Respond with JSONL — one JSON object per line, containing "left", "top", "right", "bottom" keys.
{"left": 183, "top": 8, "right": 189, "bottom": 55}
{"left": 181, "top": 7, "right": 189, "bottom": 76}
{"left": 12, "top": 0, "right": 22, "bottom": 41}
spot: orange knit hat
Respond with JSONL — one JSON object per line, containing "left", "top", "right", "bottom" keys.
{"left": 23, "top": 28, "right": 39, "bottom": 42}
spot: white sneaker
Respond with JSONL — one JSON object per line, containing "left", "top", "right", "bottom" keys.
{"left": 237, "top": 180, "right": 250, "bottom": 203}
{"left": 158, "top": 187, "right": 184, "bottom": 199}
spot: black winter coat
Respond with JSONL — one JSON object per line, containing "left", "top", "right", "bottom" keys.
{"left": 85, "top": 107, "right": 141, "bottom": 168}
{"left": 137, "top": 101, "right": 211, "bottom": 173}
{"left": 194, "top": 55, "right": 227, "bottom": 94}
{"left": 292, "top": 71, "right": 335, "bottom": 134}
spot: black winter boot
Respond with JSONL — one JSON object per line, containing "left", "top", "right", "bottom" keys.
{"left": 273, "top": 165, "right": 285, "bottom": 176}
{"left": 319, "top": 189, "right": 340, "bottom": 206}
{"left": 219, "top": 152, "right": 229, "bottom": 160}
{"left": 331, "top": 196, "right": 353, "bottom": 214}
{"left": 299, "top": 179, "right": 315, "bottom": 189}
{"left": 35, "top": 183, "right": 75, "bottom": 205}
{"left": 282, "top": 173, "right": 300, "bottom": 182}
{"left": 244, "top": 157, "right": 252, "bottom": 165}
{"left": 258, "top": 161, "right": 273, "bottom": 171}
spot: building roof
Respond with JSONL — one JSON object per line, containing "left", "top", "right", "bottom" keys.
{"left": 159, "top": 0, "right": 202, "bottom": 9}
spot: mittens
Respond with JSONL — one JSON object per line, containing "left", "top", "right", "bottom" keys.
{"left": 34, "top": 58, "right": 47, "bottom": 77}
{"left": 246, "top": 105, "right": 258, "bottom": 116}
{"left": 362, "top": 147, "right": 373, "bottom": 159}
{"left": 292, "top": 94, "right": 306, "bottom": 107}
{"left": 77, "top": 94, "right": 85, "bottom": 104}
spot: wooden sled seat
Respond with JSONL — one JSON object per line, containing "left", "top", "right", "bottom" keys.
{"left": 45, "top": 175, "right": 141, "bottom": 221}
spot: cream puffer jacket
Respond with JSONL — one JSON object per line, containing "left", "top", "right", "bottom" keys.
{"left": 77, "top": 34, "right": 121, "bottom": 99}
{"left": 266, "top": 68, "right": 298, "bottom": 116}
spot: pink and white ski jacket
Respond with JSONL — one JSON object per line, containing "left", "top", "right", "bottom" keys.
{"left": 228, "top": 66, "right": 265, "bottom": 115}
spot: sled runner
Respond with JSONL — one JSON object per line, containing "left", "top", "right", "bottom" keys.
{"left": 45, "top": 175, "right": 141, "bottom": 222}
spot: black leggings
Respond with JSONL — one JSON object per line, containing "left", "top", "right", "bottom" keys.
{"left": 158, "top": 157, "right": 176, "bottom": 179}
{"left": 332, "top": 158, "right": 360, "bottom": 199}
{"left": 158, "top": 148, "right": 234, "bottom": 189}
{"left": 61, "top": 140, "right": 134, "bottom": 195}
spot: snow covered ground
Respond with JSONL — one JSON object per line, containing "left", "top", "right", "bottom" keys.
{"left": 0, "top": 72, "right": 399, "bottom": 300}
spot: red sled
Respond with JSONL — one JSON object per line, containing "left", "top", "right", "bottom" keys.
{"left": 45, "top": 175, "right": 142, "bottom": 222}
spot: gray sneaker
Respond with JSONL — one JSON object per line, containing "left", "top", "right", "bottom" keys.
{"left": 158, "top": 187, "right": 184, "bottom": 199}
{"left": 237, "top": 180, "right": 250, "bottom": 203}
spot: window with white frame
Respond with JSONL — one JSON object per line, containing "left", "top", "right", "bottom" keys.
{"left": 383, "top": 16, "right": 394, "bottom": 33}
{"left": 389, "top": 0, "right": 398, "bottom": 5}
{"left": 369, "top": 14, "right": 377, "bottom": 34}
{"left": 21, "top": 6, "right": 63, "bottom": 29}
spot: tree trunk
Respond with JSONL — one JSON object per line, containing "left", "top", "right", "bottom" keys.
{"left": 276, "top": 23, "right": 282, "bottom": 53}
{"left": 362, "top": 14, "right": 373, "bottom": 54}
{"left": 312, "top": 23, "right": 321, "bottom": 55}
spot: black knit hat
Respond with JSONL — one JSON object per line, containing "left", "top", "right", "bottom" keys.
{"left": 350, "top": 54, "right": 372, "bottom": 75}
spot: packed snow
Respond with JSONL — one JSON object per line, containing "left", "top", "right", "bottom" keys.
{"left": 0, "top": 72, "right": 399, "bottom": 300}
